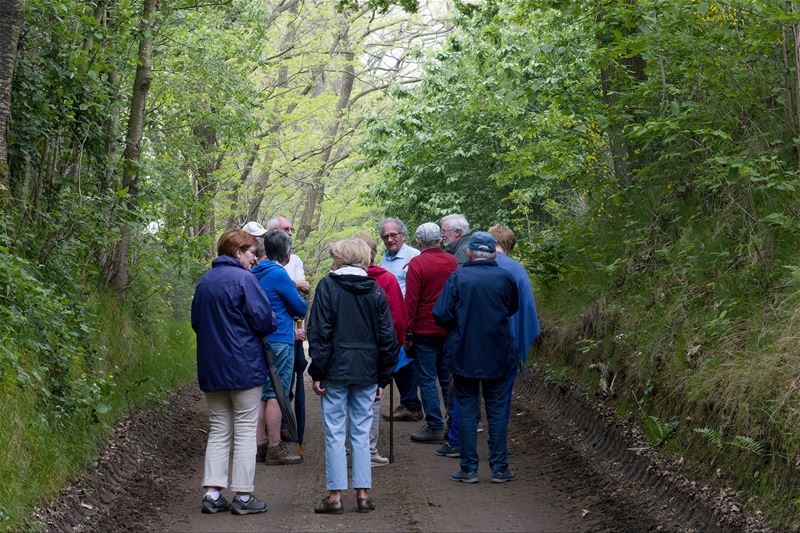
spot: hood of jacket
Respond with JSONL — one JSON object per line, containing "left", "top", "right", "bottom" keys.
{"left": 329, "top": 272, "right": 376, "bottom": 294}
{"left": 212, "top": 254, "right": 246, "bottom": 270}
{"left": 250, "top": 259, "right": 283, "bottom": 281}
{"left": 367, "top": 265, "right": 392, "bottom": 280}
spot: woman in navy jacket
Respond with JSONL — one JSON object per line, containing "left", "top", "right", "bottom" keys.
{"left": 191, "top": 228, "right": 276, "bottom": 515}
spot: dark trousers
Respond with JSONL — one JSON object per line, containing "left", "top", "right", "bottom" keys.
{"left": 292, "top": 340, "right": 307, "bottom": 444}
{"left": 394, "top": 357, "right": 421, "bottom": 412}
{"left": 453, "top": 374, "right": 510, "bottom": 474}
{"left": 413, "top": 335, "right": 450, "bottom": 430}
{"left": 447, "top": 366, "right": 516, "bottom": 446}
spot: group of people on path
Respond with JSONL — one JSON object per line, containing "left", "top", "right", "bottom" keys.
{"left": 190, "top": 213, "right": 540, "bottom": 517}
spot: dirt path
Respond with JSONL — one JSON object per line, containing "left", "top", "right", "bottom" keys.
{"left": 41, "top": 368, "right": 748, "bottom": 532}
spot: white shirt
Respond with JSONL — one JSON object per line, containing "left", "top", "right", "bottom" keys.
{"left": 283, "top": 254, "right": 305, "bottom": 282}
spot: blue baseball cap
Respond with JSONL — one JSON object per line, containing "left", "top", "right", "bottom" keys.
{"left": 468, "top": 231, "right": 496, "bottom": 253}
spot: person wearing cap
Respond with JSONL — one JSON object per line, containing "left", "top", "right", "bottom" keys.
{"left": 440, "top": 214, "right": 472, "bottom": 267}
{"left": 378, "top": 217, "right": 423, "bottom": 423}
{"left": 437, "top": 224, "right": 541, "bottom": 459}
{"left": 404, "top": 222, "right": 458, "bottom": 443}
{"left": 433, "top": 232, "right": 519, "bottom": 484}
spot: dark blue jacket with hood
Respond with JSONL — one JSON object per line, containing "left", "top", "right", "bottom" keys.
{"left": 191, "top": 255, "right": 277, "bottom": 392}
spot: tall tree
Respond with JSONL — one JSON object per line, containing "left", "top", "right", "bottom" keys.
{"left": 0, "top": 0, "right": 25, "bottom": 199}
{"left": 111, "top": 0, "right": 159, "bottom": 293}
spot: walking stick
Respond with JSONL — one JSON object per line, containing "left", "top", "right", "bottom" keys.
{"left": 389, "top": 376, "right": 395, "bottom": 464}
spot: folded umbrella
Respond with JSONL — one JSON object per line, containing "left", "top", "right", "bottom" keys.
{"left": 262, "top": 338, "right": 299, "bottom": 443}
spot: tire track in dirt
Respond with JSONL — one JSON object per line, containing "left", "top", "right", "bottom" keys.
{"left": 39, "top": 369, "right": 760, "bottom": 532}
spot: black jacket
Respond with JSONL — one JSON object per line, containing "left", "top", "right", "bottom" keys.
{"left": 307, "top": 272, "right": 397, "bottom": 388}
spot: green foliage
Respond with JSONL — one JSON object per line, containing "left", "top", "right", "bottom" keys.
{"left": 358, "top": 0, "right": 800, "bottom": 526}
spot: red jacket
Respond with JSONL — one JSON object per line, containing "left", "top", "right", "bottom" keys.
{"left": 367, "top": 265, "right": 408, "bottom": 345}
{"left": 405, "top": 247, "right": 457, "bottom": 337}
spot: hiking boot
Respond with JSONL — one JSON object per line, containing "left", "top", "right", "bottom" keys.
{"left": 201, "top": 494, "right": 231, "bottom": 514}
{"left": 264, "top": 441, "right": 302, "bottom": 465}
{"left": 490, "top": 469, "right": 517, "bottom": 483}
{"left": 411, "top": 424, "right": 444, "bottom": 443}
{"left": 435, "top": 442, "right": 461, "bottom": 458}
{"left": 371, "top": 453, "right": 389, "bottom": 467}
{"left": 383, "top": 405, "right": 423, "bottom": 422}
{"left": 314, "top": 497, "right": 343, "bottom": 514}
{"left": 450, "top": 469, "right": 479, "bottom": 483}
{"left": 230, "top": 495, "right": 268, "bottom": 515}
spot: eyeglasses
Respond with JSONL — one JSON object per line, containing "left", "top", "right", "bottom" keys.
{"left": 381, "top": 232, "right": 401, "bottom": 240}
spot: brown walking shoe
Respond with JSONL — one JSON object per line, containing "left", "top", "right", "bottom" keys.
{"left": 411, "top": 424, "right": 444, "bottom": 443}
{"left": 382, "top": 405, "right": 423, "bottom": 422}
{"left": 264, "top": 441, "right": 302, "bottom": 465}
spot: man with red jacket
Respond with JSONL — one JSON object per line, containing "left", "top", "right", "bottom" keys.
{"left": 405, "top": 222, "right": 458, "bottom": 442}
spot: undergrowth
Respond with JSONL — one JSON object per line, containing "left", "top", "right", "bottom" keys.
{"left": 532, "top": 183, "right": 800, "bottom": 529}
{"left": 0, "top": 247, "right": 196, "bottom": 532}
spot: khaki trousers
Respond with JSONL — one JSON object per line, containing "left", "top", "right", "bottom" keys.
{"left": 202, "top": 386, "right": 260, "bottom": 493}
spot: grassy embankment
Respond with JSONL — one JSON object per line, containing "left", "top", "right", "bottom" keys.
{"left": 0, "top": 249, "right": 196, "bottom": 532}
{"left": 530, "top": 187, "right": 800, "bottom": 529}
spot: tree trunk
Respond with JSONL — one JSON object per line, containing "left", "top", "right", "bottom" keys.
{"left": 595, "top": 0, "right": 645, "bottom": 187}
{"left": 111, "top": 0, "right": 159, "bottom": 294}
{"left": 296, "top": 18, "right": 356, "bottom": 241}
{"left": 0, "top": 0, "right": 25, "bottom": 199}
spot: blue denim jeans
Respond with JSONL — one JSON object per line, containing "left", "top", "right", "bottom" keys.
{"left": 453, "top": 374, "right": 509, "bottom": 474}
{"left": 262, "top": 341, "right": 294, "bottom": 400}
{"left": 447, "top": 366, "right": 516, "bottom": 446}
{"left": 320, "top": 381, "right": 376, "bottom": 490}
{"left": 413, "top": 335, "right": 449, "bottom": 431}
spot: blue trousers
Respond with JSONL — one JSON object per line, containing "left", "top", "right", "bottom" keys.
{"left": 447, "top": 366, "right": 516, "bottom": 446}
{"left": 413, "top": 335, "right": 449, "bottom": 430}
{"left": 453, "top": 374, "right": 510, "bottom": 474}
{"left": 394, "top": 355, "right": 421, "bottom": 412}
{"left": 320, "top": 382, "right": 376, "bottom": 490}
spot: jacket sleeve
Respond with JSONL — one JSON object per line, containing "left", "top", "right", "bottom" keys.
{"left": 385, "top": 275, "right": 408, "bottom": 345}
{"left": 307, "top": 278, "right": 334, "bottom": 382}
{"left": 432, "top": 274, "right": 458, "bottom": 330}
{"left": 277, "top": 270, "right": 308, "bottom": 318}
{"left": 374, "top": 288, "right": 398, "bottom": 389}
{"left": 242, "top": 273, "right": 277, "bottom": 337}
{"left": 404, "top": 259, "right": 421, "bottom": 333}
{"left": 506, "top": 274, "right": 519, "bottom": 317}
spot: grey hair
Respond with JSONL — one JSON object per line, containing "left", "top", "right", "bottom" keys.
{"left": 441, "top": 214, "right": 469, "bottom": 234}
{"left": 263, "top": 230, "right": 292, "bottom": 262}
{"left": 415, "top": 223, "right": 441, "bottom": 247}
{"left": 469, "top": 249, "right": 495, "bottom": 260}
{"left": 266, "top": 216, "right": 291, "bottom": 232}
{"left": 378, "top": 217, "right": 408, "bottom": 238}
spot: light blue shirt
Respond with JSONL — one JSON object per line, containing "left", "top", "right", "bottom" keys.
{"left": 379, "top": 243, "right": 420, "bottom": 296}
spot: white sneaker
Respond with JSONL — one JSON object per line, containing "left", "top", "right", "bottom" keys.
{"left": 371, "top": 453, "right": 389, "bottom": 466}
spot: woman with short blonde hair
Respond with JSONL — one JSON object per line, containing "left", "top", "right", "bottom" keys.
{"left": 307, "top": 238, "right": 397, "bottom": 513}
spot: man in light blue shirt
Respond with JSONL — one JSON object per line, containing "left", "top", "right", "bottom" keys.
{"left": 378, "top": 218, "right": 420, "bottom": 296}
{"left": 378, "top": 217, "right": 423, "bottom": 422}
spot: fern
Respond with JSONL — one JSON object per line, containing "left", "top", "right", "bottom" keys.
{"left": 728, "top": 435, "right": 764, "bottom": 457}
{"left": 693, "top": 427, "right": 723, "bottom": 449}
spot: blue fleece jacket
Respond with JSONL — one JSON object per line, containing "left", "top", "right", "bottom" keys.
{"left": 191, "top": 255, "right": 276, "bottom": 392}
{"left": 495, "top": 252, "right": 540, "bottom": 363}
{"left": 251, "top": 259, "right": 308, "bottom": 344}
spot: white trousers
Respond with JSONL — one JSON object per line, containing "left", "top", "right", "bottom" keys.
{"left": 202, "top": 386, "right": 260, "bottom": 493}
